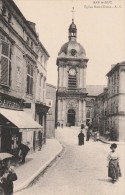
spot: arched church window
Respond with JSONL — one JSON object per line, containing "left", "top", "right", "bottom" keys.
{"left": 86, "top": 109, "right": 91, "bottom": 118}
{"left": 68, "top": 68, "right": 77, "bottom": 89}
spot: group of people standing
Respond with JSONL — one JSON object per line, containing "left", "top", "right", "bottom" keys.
{"left": 78, "top": 124, "right": 122, "bottom": 184}
{"left": 0, "top": 160, "right": 17, "bottom": 195}
{"left": 78, "top": 124, "right": 99, "bottom": 145}
{"left": 0, "top": 142, "right": 30, "bottom": 195}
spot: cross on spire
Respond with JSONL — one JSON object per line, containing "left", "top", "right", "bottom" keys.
{"left": 71, "top": 7, "right": 75, "bottom": 22}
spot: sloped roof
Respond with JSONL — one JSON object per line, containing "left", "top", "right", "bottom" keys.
{"left": 87, "top": 85, "right": 106, "bottom": 96}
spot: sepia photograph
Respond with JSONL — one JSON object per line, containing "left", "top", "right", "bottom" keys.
{"left": 0, "top": 0, "right": 125, "bottom": 194}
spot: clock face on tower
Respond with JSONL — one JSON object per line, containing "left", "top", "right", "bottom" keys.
{"left": 69, "top": 68, "right": 76, "bottom": 76}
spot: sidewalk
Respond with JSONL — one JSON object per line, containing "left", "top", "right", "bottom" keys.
{"left": 13, "top": 139, "right": 63, "bottom": 193}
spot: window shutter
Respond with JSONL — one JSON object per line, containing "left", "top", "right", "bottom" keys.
{"left": 0, "top": 56, "right": 9, "bottom": 85}
{"left": 0, "top": 40, "right": 10, "bottom": 86}
{"left": 26, "top": 63, "right": 33, "bottom": 95}
{"left": 30, "top": 77, "right": 33, "bottom": 95}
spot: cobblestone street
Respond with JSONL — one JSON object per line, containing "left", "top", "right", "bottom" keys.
{"left": 15, "top": 127, "right": 125, "bottom": 195}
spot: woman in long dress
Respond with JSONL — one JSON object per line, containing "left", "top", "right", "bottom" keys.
{"left": 107, "top": 143, "right": 121, "bottom": 183}
{"left": 78, "top": 131, "right": 85, "bottom": 145}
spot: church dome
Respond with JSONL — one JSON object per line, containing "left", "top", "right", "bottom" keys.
{"left": 58, "top": 41, "right": 86, "bottom": 58}
{"left": 57, "top": 18, "right": 88, "bottom": 60}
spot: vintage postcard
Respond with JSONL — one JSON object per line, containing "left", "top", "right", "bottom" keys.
{"left": 0, "top": 0, "right": 125, "bottom": 195}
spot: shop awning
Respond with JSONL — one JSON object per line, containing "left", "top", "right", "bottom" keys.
{"left": 0, "top": 108, "right": 42, "bottom": 129}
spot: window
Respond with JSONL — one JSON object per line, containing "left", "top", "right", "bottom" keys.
{"left": 86, "top": 109, "right": 91, "bottom": 118}
{"left": 16, "top": 57, "right": 22, "bottom": 88}
{"left": 68, "top": 73, "right": 77, "bottom": 89}
{"left": 8, "top": 12, "right": 12, "bottom": 23}
{"left": 31, "top": 41, "right": 34, "bottom": 49}
{"left": 39, "top": 74, "right": 42, "bottom": 87}
{"left": 0, "top": 39, "right": 11, "bottom": 86}
{"left": 40, "top": 55, "right": 43, "bottom": 64}
{"left": 2, "top": 5, "right": 6, "bottom": 16}
{"left": 43, "top": 77, "right": 46, "bottom": 102}
{"left": 27, "top": 37, "right": 29, "bottom": 44}
{"left": 27, "top": 63, "right": 33, "bottom": 95}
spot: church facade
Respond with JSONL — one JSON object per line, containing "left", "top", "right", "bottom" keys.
{"left": 56, "top": 19, "right": 89, "bottom": 127}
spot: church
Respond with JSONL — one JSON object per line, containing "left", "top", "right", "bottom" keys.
{"left": 56, "top": 18, "right": 105, "bottom": 127}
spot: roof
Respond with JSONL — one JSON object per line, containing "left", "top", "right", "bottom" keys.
{"left": 46, "top": 83, "right": 56, "bottom": 89}
{"left": 86, "top": 85, "right": 106, "bottom": 96}
{"left": 7, "top": 0, "right": 38, "bottom": 37}
{"left": 39, "top": 42, "right": 50, "bottom": 58}
{"left": 58, "top": 41, "right": 86, "bottom": 57}
{"left": 106, "top": 61, "right": 125, "bottom": 77}
{"left": 0, "top": 108, "right": 42, "bottom": 129}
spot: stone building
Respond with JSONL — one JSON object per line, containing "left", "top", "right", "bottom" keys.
{"left": 46, "top": 83, "right": 56, "bottom": 138}
{"left": 106, "top": 62, "right": 125, "bottom": 141}
{"left": 56, "top": 19, "right": 89, "bottom": 127}
{"left": 0, "top": 0, "right": 49, "bottom": 153}
{"left": 92, "top": 88, "right": 108, "bottom": 135}
{"left": 91, "top": 62, "right": 125, "bottom": 141}
{"left": 86, "top": 85, "right": 106, "bottom": 126}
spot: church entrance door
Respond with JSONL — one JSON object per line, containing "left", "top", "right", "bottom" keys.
{"left": 67, "top": 109, "right": 75, "bottom": 126}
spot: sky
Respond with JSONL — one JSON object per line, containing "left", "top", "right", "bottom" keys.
{"left": 13, "top": 0, "right": 125, "bottom": 87}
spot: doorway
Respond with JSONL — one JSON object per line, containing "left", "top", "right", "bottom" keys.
{"left": 1, "top": 128, "right": 12, "bottom": 153}
{"left": 67, "top": 109, "right": 75, "bottom": 126}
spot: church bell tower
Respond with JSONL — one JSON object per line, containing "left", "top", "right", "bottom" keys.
{"left": 56, "top": 12, "right": 89, "bottom": 127}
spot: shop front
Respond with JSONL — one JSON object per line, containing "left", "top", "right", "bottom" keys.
{"left": 35, "top": 103, "right": 50, "bottom": 144}
{"left": 0, "top": 108, "right": 43, "bottom": 155}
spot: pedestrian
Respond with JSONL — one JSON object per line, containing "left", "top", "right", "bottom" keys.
{"left": 78, "top": 130, "right": 85, "bottom": 145}
{"left": 38, "top": 131, "right": 42, "bottom": 151}
{"left": 86, "top": 130, "right": 90, "bottom": 141}
{"left": 107, "top": 143, "right": 121, "bottom": 183}
{"left": 18, "top": 142, "right": 30, "bottom": 164}
{"left": 0, "top": 160, "right": 17, "bottom": 195}
{"left": 61, "top": 124, "right": 63, "bottom": 128}
{"left": 94, "top": 130, "right": 97, "bottom": 142}
{"left": 81, "top": 124, "right": 84, "bottom": 130}
{"left": 96, "top": 131, "right": 100, "bottom": 141}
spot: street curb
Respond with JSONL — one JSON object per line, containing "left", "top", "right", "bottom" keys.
{"left": 99, "top": 139, "right": 125, "bottom": 145}
{"left": 14, "top": 143, "right": 63, "bottom": 193}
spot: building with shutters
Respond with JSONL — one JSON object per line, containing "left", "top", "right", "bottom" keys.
{"left": 0, "top": 0, "right": 49, "bottom": 154}
{"left": 106, "top": 62, "right": 125, "bottom": 141}
{"left": 91, "top": 88, "right": 108, "bottom": 135}
{"left": 91, "top": 62, "right": 125, "bottom": 141}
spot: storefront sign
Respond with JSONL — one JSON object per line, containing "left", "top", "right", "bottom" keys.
{"left": 0, "top": 96, "right": 21, "bottom": 109}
